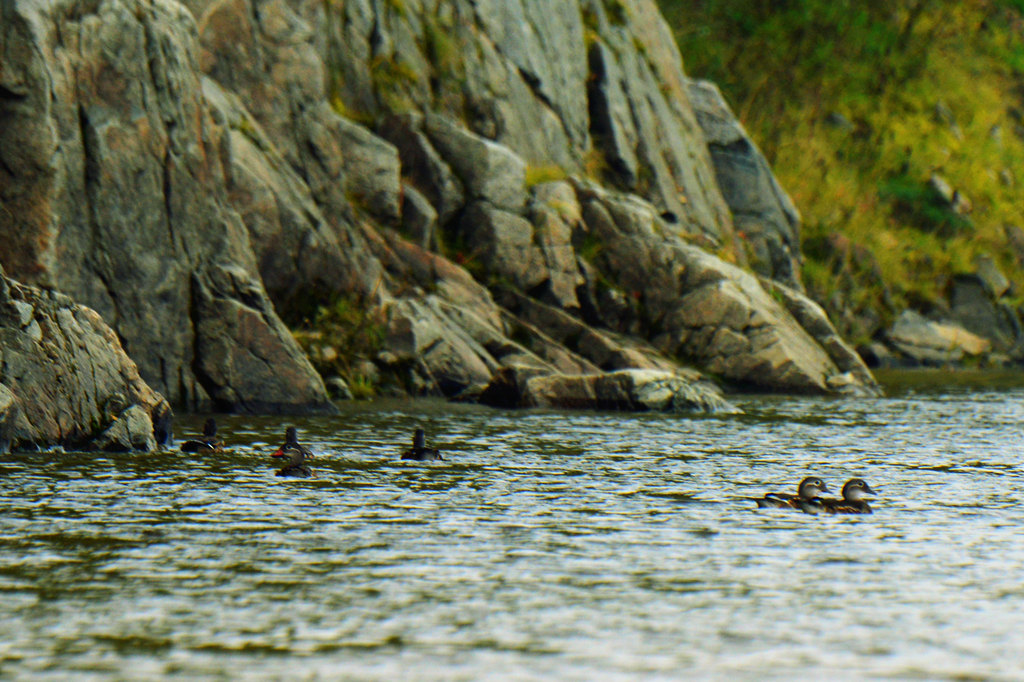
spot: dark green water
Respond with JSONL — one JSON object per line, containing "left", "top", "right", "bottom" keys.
{"left": 2, "top": 377, "right": 1024, "bottom": 679}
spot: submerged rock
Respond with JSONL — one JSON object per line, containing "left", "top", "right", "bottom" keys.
{"left": 0, "top": 271, "right": 171, "bottom": 452}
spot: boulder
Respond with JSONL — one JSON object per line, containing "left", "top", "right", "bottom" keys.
{"left": 973, "top": 254, "right": 1010, "bottom": 299}
{"left": 887, "top": 310, "right": 991, "bottom": 364}
{"left": 91, "top": 405, "right": 158, "bottom": 453}
{"left": 1004, "top": 224, "right": 1024, "bottom": 266}
{"left": 575, "top": 180, "right": 881, "bottom": 395}
{"left": 928, "top": 173, "right": 972, "bottom": 216}
{"left": 383, "top": 296, "right": 497, "bottom": 396}
{"left": 458, "top": 201, "right": 547, "bottom": 291}
{"left": 325, "top": 376, "right": 355, "bottom": 400}
{"left": 477, "top": 365, "right": 554, "bottom": 408}
{"left": 400, "top": 183, "right": 439, "bottom": 251}
{"left": 191, "top": 264, "right": 336, "bottom": 413}
{"left": 379, "top": 114, "right": 466, "bottom": 226}
{"left": 0, "top": 272, "right": 172, "bottom": 451}
{"left": 424, "top": 113, "right": 528, "bottom": 212}
{"left": 0, "top": 384, "right": 20, "bottom": 454}
{"left": 500, "top": 291, "right": 678, "bottom": 373}
{"left": 759, "top": 278, "right": 880, "bottom": 396}
{"left": 947, "top": 275, "right": 1022, "bottom": 355}
{"left": 528, "top": 182, "right": 585, "bottom": 310}
{"left": 481, "top": 366, "right": 740, "bottom": 414}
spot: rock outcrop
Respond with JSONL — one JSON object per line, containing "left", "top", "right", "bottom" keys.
{"left": 0, "top": 270, "right": 172, "bottom": 452}
{"left": 881, "top": 263, "right": 1024, "bottom": 367}
{"left": 480, "top": 366, "right": 740, "bottom": 414}
{"left": 946, "top": 274, "right": 1023, "bottom": 358}
{"left": 0, "top": 0, "right": 339, "bottom": 413}
{"left": 688, "top": 79, "right": 804, "bottom": 289}
{"left": 886, "top": 310, "right": 991, "bottom": 365}
{"left": 0, "top": 0, "right": 882, "bottom": 417}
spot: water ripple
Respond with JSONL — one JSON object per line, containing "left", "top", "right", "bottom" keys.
{"left": 2, "top": 391, "right": 1024, "bottom": 678}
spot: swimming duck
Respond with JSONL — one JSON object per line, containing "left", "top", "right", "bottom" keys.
{"left": 808, "top": 478, "right": 876, "bottom": 515}
{"left": 272, "top": 445, "right": 313, "bottom": 478}
{"left": 401, "top": 428, "right": 443, "bottom": 461}
{"left": 180, "top": 417, "right": 224, "bottom": 453}
{"left": 274, "top": 426, "right": 312, "bottom": 460}
{"left": 754, "top": 476, "right": 831, "bottom": 510}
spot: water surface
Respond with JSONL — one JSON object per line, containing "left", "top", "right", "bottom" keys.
{"left": 2, "top": 377, "right": 1024, "bottom": 679}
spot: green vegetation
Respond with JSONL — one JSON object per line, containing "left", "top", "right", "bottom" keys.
{"left": 525, "top": 164, "right": 569, "bottom": 188}
{"left": 292, "top": 292, "right": 387, "bottom": 398}
{"left": 659, "top": 0, "right": 1024, "bottom": 336}
{"left": 370, "top": 54, "right": 421, "bottom": 112}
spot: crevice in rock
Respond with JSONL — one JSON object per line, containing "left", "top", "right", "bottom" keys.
{"left": 188, "top": 273, "right": 227, "bottom": 412}
{"left": 0, "top": 84, "right": 27, "bottom": 101}
{"left": 516, "top": 66, "right": 554, "bottom": 111}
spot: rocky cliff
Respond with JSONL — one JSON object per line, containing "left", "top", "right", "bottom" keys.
{"left": 0, "top": 0, "right": 880, "bottom": 415}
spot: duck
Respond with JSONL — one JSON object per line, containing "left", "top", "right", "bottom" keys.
{"left": 807, "top": 478, "right": 877, "bottom": 515}
{"left": 401, "top": 428, "right": 443, "bottom": 461}
{"left": 180, "top": 417, "right": 224, "bottom": 453}
{"left": 753, "top": 476, "right": 831, "bottom": 510}
{"left": 272, "top": 445, "right": 313, "bottom": 478}
{"left": 274, "top": 426, "right": 313, "bottom": 460}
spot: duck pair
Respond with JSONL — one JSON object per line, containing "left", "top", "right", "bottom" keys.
{"left": 754, "top": 477, "right": 877, "bottom": 514}
{"left": 179, "top": 420, "right": 314, "bottom": 477}
{"left": 270, "top": 426, "right": 441, "bottom": 476}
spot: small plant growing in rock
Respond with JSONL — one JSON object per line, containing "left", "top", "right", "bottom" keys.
{"left": 525, "top": 165, "right": 569, "bottom": 188}
{"left": 292, "top": 291, "right": 387, "bottom": 398}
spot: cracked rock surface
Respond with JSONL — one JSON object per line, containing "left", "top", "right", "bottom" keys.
{"left": 0, "top": 270, "right": 171, "bottom": 452}
{"left": 0, "top": 0, "right": 881, "bottom": 418}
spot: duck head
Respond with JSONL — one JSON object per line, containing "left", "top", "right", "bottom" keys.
{"left": 273, "top": 445, "right": 305, "bottom": 467}
{"left": 202, "top": 417, "right": 218, "bottom": 438}
{"left": 842, "top": 478, "right": 876, "bottom": 502}
{"left": 798, "top": 476, "right": 830, "bottom": 499}
{"left": 271, "top": 426, "right": 300, "bottom": 457}
{"left": 413, "top": 428, "right": 426, "bottom": 449}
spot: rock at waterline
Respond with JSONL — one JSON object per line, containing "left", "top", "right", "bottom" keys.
{"left": 0, "top": 272, "right": 171, "bottom": 452}
{"left": 480, "top": 366, "right": 740, "bottom": 414}
{"left": 887, "top": 310, "right": 990, "bottom": 365}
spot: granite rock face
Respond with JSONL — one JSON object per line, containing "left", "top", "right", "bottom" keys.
{"left": 572, "top": 180, "right": 880, "bottom": 395}
{"left": 0, "top": 271, "right": 171, "bottom": 452}
{"left": 688, "top": 79, "right": 804, "bottom": 289}
{"left": 0, "top": 0, "right": 336, "bottom": 413}
{"left": 0, "top": 0, "right": 881, "bottom": 416}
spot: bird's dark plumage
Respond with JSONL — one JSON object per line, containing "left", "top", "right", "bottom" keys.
{"left": 180, "top": 417, "right": 224, "bottom": 453}
{"left": 401, "top": 428, "right": 443, "bottom": 461}
{"left": 754, "top": 476, "right": 830, "bottom": 510}
{"left": 809, "top": 478, "right": 876, "bottom": 515}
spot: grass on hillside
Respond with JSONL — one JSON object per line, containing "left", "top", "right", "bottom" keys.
{"left": 659, "top": 0, "right": 1024, "bottom": 341}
